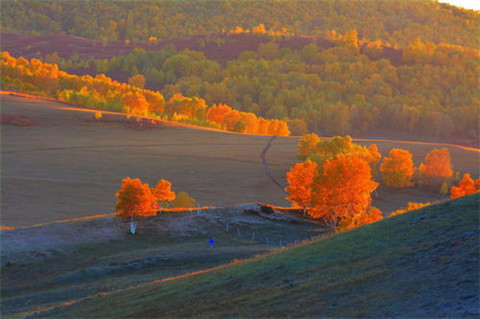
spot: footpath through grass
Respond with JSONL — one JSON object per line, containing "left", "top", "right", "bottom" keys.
{"left": 37, "top": 193, "right": 480, "bottom": 318}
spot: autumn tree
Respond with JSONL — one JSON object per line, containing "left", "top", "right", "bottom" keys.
{"left": 308, "top": 154, "right": 379, "bottom": 228}
{"left": 380, "top": 148, "right": 415, "bottom": 188}
{"left": 297, "top": 133, "right": 320, "bottom": 160}
{"left": 367, "top": 144, "right": 382, "bottom": 179}
{"left": 171, "top": 191, "right": 196, "bottom": 208}
{"left": 285, "top": 160, "right": 318, "bottom": 215}
{"left": 128, "top": 74, "right": 146, "bottom": 88}
{"left": 418, "top": 148, "right": 453, "bottom": 189}
{"left": 115, "top": 177, "right": 159, "bottom": 218}
{"left": 152, "top": 179, "right": 176, "bottom": 207}
{"left": 450, "top": 173, "right": 479, "bottom": 199}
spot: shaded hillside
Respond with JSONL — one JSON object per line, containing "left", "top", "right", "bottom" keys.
{"left": 0, "top": 204, "right": 326, "bottom": 316}
{"left": 2, "top": 0, "right": 478, "bottom": 47}
{"left": 37, "top": 193, "right": 480, "bottom": 318}
{"left": 1, "top": 33, "right": 338, "bottom": 63}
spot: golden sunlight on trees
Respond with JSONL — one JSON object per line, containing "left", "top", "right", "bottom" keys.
{"left": 450, "top": 173, "right": 480, "bottom": 199}
{"left": 171, "top": 191, "right": 196, "bottom": 208}
{"left": 286, "top": 137, "right": 382, "bottom": 231}
{"left": 152, "top": 179, "right": 176, "bottom": 206}
{"left": 128, "top": 74, "right": 146, "bottom": 89}
{"left": 297, "top": 133, "right": 321, "bottom": 160}
{"left": 115, "top": 178, "right": 159, "bottom": 218}
{"left": 1, "top": 53, "right": 289, "bottom": 136}
{"left": 367, "top": 144, "right": 382, "bottom": 179}
{"left": 310, "top": 154, "right": 379, "bottom": 228}
{"left": 285, "top": 160, "right": 317, "bottom": 213}
{"left": 380, "top": 149, "right": 415, "bottom": 188}
{"left": 418, "top": 148, "right": 453, "bottom": 189}
{"left": 390, "top": 202, "right": 432, "bottom": 217}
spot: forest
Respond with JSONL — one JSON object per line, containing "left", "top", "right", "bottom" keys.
{"left": 2, "top": 0, "right": 478, "bottom": 48}
{"left": 44, "top": 32, "right": 479, "bottom": 140}
{"left": 2, "top": 0, "right": 479, "bottom": 141}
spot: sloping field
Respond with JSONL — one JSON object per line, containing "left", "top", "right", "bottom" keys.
{"left": 0, "top": 204, "right": 326, "bottom": 316}
{"left": 32, "top": 193, "right": 480, "bottom": 318}
{"left": 1, "top": 93, "right": 479, "bottom": 226}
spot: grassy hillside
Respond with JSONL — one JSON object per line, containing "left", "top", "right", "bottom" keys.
{"left": 2, "top": 94, "right": 478, "bottom": 226}
{"left": 36, "top": 193, "right": 480, "bottom": 318}
{"left": 0, "top": 204, "right": 326, "bottom": 316}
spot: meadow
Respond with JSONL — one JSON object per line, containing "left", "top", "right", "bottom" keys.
{"left": 2, "top": 93, "right": 478, "bottom": 227}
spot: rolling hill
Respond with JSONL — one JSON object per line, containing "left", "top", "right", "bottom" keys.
{"left": 30, "top": 193, "right": 480, "bottom": 318}
{"left": 2, "top": 93, "right": 478, "bottom": 227}
{"left": 1, "top": 203, "right": 326, "bottom": 316}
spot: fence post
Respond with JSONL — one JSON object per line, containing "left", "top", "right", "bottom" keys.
{"left": 251, "top": 232, "right": 255, "bottom": 241}
{"left": 237, "top": 227, "right": 241, "bottom": 238}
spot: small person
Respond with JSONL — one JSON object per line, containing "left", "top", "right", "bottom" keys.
{"left": 208, "top": 238, "right": 215, "bottom": 248}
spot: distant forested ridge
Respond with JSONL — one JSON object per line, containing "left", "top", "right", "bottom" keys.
{"left": 48, "top": 34, "right": 479, "bottom": 140}
{"left": 2, "top": 0, "right": 479, "bottom": 141}
{"left": 1, "top": 0, "right": 479, "bottom": 48}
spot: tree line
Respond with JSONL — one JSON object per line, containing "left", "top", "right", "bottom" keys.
{"left": 286, "top": 134, "right": 479, "bottom": 230}
{"left": 0, "top": 52, "right": 290, "bottom": 136}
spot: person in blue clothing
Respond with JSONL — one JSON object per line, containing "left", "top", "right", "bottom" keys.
{"left": 208, "top": 238, "right": 215, "bottom": 248}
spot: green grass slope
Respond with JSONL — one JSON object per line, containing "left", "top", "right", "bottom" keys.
{"left": 37, "top": 193, "right": 480, "bottom": 318}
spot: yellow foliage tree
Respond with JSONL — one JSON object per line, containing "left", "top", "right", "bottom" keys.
{"left": 171, "top": 191, "right": 196, "bottom": 208}
{"left": 380, "top": 148, "right": 415, "bottom": 188}
{"left": 418, "top": 148, "right": 453, "bottom": 188}
{"left": 297, "top": 133, "right": 320, "bottom": 160}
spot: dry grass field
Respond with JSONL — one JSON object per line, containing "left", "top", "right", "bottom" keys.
{"left": 1, "top": 93, "right": 478, "bottom": 226}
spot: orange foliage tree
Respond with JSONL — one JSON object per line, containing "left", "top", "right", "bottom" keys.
{"left": 310, "top": 154, "right": 380, "bottom": 228}
{"left": 115, "top": 177, "right": 159, "bottom": 218}
{"left": 285, "top": 160, "right": 318, "bottom": 214}
{"left": 380, "top": 148, "right": 415, "bottom": 188}
{"left": 450, "top": 173, "right": 480, "bottom": 199}
{"left": 152, "top": 179, "right": 176, "bottom": 207}
{"left": 285, "top": 151, "right": 381, "bottom": 229}
{"left": 418, "top": 148, "right": 453, "bottom": 189}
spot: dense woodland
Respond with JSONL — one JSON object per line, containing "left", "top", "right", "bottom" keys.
{"left": 49, "top": 32, "right": 479, "bottom": 140}
{"left": 1, "top": 0, "right": 479, "bottom": 141}
{"left": 2, "top": 0, "right": 479, "bottom": 48}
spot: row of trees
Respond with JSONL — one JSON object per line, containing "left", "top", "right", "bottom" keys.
{"left": 0, "top": 52, "right": 290, "bottom": 135}
{"left": 298, "top": 133, "right": 463, "bottom": 193}
{"left": 286, "top": 134, "right": 479, "bottom": 230}
{"left": 53, "top": 31, "right": 479, "bottom": 140}
{"left": 2, "top": 0, "right": 478, "bottom": 47}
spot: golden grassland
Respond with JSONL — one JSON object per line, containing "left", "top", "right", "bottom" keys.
{"left": 1, "top": 93, "right": 478, "bottom": 226}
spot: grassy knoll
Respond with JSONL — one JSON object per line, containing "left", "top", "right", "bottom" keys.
{"left": 2, "top": 94, "right": 478, "bottom": 226}
{"left": 36, "top": 193, "right": 479, "bottom": 318}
